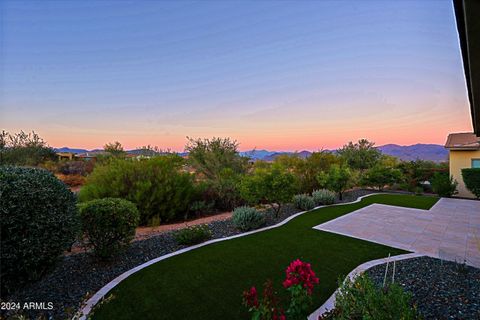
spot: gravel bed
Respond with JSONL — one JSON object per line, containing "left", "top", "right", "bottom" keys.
{"left": 1, "top": 189, "right": 378, "bottom": 320}
{"left": 366, "top": 257, "right": 480, "bottom": 319}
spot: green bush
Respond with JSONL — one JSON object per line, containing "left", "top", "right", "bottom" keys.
{"left": 317, "top": 165, "right": 353, "bottom": 200}
{"left": 79, "top": 156, "right": 194, "bottom": 225}
{"left": 293, "top": 194, "right": 315, "bottom": 211}
{"left": 79, "top": 198, "right": 140, "bottom": 259}
{"left": 461, "top": 168, "right": 480, "bottom": 198}
{"left": 232, "top": 206, "right": 265, "bottom": 231}
{"left": 0, "top": 166, "right": 79, "bottom": 293}
{"left": 321, "top": 274, "right": 420, "bottom": 319}
{"left": 0, "top": 130, "right": 57, "bottom": 166}
{"left": 239, "top": 164, "right": 298, "bottom": 217}
{"left": 174, "top": 224, "right": 212, "bottom": 245}
{"left": 360, "top": 165, "right": 403, "bottom": 191}
{"left": 430, "top": 172, "right": 458, "bottom": 197}
{"left": 312, "top": 189, "right": 336, "bottom": 205}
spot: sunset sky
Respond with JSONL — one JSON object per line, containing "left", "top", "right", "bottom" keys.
{"left": 0, "top": 0, "right": 473, "bottom": 151}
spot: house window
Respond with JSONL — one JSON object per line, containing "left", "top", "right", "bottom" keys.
{"left": 472, "top": 159, "right": 480, "bottom": 168}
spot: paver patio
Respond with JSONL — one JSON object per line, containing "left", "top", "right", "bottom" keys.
{"left": 314, "top": 197, "right": 480, "bottom": 268}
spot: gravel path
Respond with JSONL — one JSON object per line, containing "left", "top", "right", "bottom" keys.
{"left": 366, "top": 257, "right": 480, "bottom": 320}
{"left": 1, "top": 189, "right": 377, "bottom": 319}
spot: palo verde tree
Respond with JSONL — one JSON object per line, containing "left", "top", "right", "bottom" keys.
{"left": 317, "top": 164, "right": 353, "bottom": 200}
{"left": 185, "top": 137, "right": 249, "bottom": 210}
{"left": 185, "top": 137, "right": 248, "bottom": 180}
{"left": 240, "top": 163, "right": 298, "bottom": 217}
{"left": 104, "top": 141, "right": 126, "bottom": 157}
{"left": 0, "top": 130, "right": 56, "bottom": 166}
{"left": 337, "top": 139, "right": 381, "bottom": 171}
{"left": 361, "top": 164, "right": 403, "bottom": 191}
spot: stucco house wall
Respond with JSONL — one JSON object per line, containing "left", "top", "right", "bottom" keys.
{"left": 449, "top": 149, "right": 480, "bottom": 198}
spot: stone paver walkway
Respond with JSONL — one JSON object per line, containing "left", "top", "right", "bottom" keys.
{"left": 314, "top": 198, "right": 480, "bottom": 268}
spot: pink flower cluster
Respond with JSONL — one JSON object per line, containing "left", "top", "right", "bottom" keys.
{"left": 243, "top": 280, "right": 286, "bottom": 320}
{"left": 282, "top": 259, "right": 319, "bottom": 294}
{"left": 243, "top": 286, "right": 259, "bottom": 308}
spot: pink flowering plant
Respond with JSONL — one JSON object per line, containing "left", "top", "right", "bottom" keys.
{"left": 242, "top": 259, "right": 319, "bottom": 320}
{"left": 243, "top": 280, "right": 286, "bottom": 320}
{"left": 283, "top": 259, "right": 319, "bottom": 319}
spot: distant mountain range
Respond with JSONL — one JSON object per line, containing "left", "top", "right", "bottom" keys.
{"left": 240, "top": 144, "right": 448, "bottom": 162}
{"left": 56, "top": 143, "right": 448, "bottom": 162}
{"left": 377, "top": 144, "right": 448, "bottom": 162}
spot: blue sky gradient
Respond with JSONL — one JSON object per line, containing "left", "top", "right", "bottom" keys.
{"left": 0, "top": 0, "right": 472, "bottom": 150}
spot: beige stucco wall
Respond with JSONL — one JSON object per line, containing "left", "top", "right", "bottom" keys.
{"left": 449, "top": 150, "right": 480, "bottom": 198}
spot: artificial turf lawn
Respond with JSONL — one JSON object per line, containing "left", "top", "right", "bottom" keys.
{"left": 90, "top": 194, "right": 438, "bottom": 320}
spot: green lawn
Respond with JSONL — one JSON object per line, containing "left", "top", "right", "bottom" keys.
{"left": 90, "top": 194, "right": 438, "bottom": 320}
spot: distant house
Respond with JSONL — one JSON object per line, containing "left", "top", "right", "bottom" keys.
{"left": 76, "top": 151, "right": 109, "bottom": 161}
{"left": 445, "top": 133, "right": 480, "bottom": 198}
{"left": 57, "top": 152, "right": 75, "bottom": 161}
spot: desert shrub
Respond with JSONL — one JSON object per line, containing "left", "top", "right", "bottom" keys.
{"left": 293, "top": 194, "right": 315, "bottom": 211}
{"left": 204, "top": 168, "right": 244, "bottom": 211}
{"left": 240, "top": 164, "right": 298, "bottom": 217}
{"left": 186, "top": 137, "right": 248, "bottom": 211}
{"left": 321, "top": 274, "right": 420, "bottom": 319}
{"left": 414, "top": 186, "right": 424, "bottom": 195}
{"left": 79, "top": 198, "right": 139, "bottom": 259}
{"left": 56, "top": 173, "right": 86, "bottom": 187}
{"left": 317, "top": 165, "right": 354, "bottom": 200}
{"left": 232, "top": 206, "right": 265, "bottom": 231}
{"left": 430, "top": 172, "right": 457, "bottom": 197}
{"left": 174, "top": 224, "right": 212, "bottom": 245}
{"left": 336, "top": 139, "right": 381, "bottom": 171}
{"left": 360, "top": 165, "right": 403, "bottom": 191}
{"left": 312, "top": 189, "right": 336, "bottom": 205}
{"left": 461, "top": 168, "right": 480, "bottom": 198}
{"left": 189, "top": 200, "right": 214, "bottom": 218}
{"left": 398, "top": 160, "right": 447, "bottom": 191}
{"left": 0, "top": 166, "right": 79, "bottom": 293}
{"left": 58, "top": 160, "right": 94, "bottom": 176}
{"left": 79, "top": 156, "right": 194, "bottom": 225}
{"left": 0, "top": 130, "right": 57, "bottom": 166}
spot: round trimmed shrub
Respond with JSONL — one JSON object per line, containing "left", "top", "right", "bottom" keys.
{"left": 79, "top": 198, "right": 140, "bottom": 259}
{"left": 0, "top": 166, "right": 79, "bottom": 293}
{"left": 293, "top": 194, "right": 315, "bottom": 211}
{"left": 312, "top": 189, "right": 336, "bottom": 205}
{"left": 232, "top": 206, "right": 265, "bottom": 231}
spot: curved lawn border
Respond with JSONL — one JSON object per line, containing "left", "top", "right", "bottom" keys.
{"left": 76, "top": 193, "right": 393, "bottom": 320}
{"left": 307, "top": 252, "right": 425, "bottom": 320}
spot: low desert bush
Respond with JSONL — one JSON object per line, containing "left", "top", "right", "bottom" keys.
{"left": 79, "top": 156, "right": 194, "bottom": 225}
{"left": 174, "top": 224, "right": 212, "bottom": 245}
{"left": 312, "top": 189, "right": 336, "bottom": 205}
{"left": 320, "top": 274, "right": 420, "bottom": 319}
{"left": 56, "top": 173, "right": 86, "bottom": 187}
{"left": 232, "top": 206, "right": 265, "bottom": 231}
{"left": 58, "top": 160, "right": 94, "bottom": 176}
{"left": 293, "top": 194, "right": 315, "bottom": 211}
{"left": 79, "top": 198, "right": 140, "bottom": 259}
{"left": 0, "top": 167, "right": 79, "bottom": 293}
{"left": 430, "top": 172, "right": 457, "bottom": 197}
{"left": 189, "top": 200, "right": 214, "bottom": 218}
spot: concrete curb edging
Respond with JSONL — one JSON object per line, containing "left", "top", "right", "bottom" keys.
{"left": 307, "top": 253, "right": 424, "bottom": 320}
{"left": 75, "top": 193, "right": 388, "bottom": 320}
